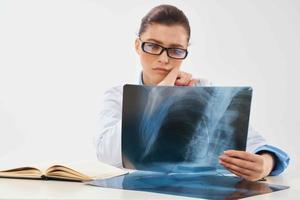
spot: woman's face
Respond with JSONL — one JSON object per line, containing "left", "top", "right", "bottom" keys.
{"left": 135, "top": 23, "right": 189, "bottom": 85}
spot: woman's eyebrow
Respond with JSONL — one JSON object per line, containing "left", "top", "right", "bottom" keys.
{"left": 146, "top": 38, "right": 185, "bottom": 48}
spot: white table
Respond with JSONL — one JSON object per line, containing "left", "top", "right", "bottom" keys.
{"left": 0, "top": 171, "right": 299, "bottom": 200}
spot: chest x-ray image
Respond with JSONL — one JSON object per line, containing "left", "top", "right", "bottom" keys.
{"left": 122, "top": 85, "right": 252, "bottom": 173}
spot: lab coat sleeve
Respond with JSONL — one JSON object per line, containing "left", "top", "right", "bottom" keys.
{"left": 95, "top": 86, "right": 123, "bottom": 167}
{"left": 247, "top": 126, "right": 290, "bottom": 175}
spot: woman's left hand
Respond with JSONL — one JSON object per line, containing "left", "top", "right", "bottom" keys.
{"left": 175, "top": 71, "right": 199, "bottom": 86}
{"left": 219, "top": 150, "right": 275, "bottom": 181}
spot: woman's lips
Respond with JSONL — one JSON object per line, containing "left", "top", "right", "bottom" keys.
{"left": 153, "top": 68, "right": 170, "bottom": 74}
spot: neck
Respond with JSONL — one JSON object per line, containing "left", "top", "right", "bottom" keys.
{"left": 142, "top": 73, "right": 157, "bottom": 86}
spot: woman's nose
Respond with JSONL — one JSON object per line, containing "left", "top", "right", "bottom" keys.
{"left": 158, "top": 49, "right": 169, "bottom": 63}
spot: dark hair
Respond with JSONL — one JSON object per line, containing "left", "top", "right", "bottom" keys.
{"left": 138, "top": 4, "right": 191, "bottom": 42}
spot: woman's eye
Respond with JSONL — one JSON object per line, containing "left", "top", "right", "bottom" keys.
{"left": 170, "top": 48, "right": 184, "bottom": 55}
{"left": 146, "top": 43, "right": 160, "bottom": 51}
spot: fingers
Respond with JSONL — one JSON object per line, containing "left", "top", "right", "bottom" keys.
{"left": 188, "top": 78, "right": 200, "bottom": 86}
{"left": 158, "top": 69, "right": 198, "bottom": 87}
{"left": 219, "top": 150, "right": 266, "bottom": 181}
{"left": 226, "top": 167, "right": 253, "bottom": 181}
{"left": 219, "top": 155, "right": 262, "bottom": 172}
{"left": 175, "top": 71, "right": 192, "bottom": 86}
{"left": 158, "top": 67, "right": 180, "bottom": 86}
{"left": 223, "top": 150, "right": 261, "bottom": 162}
{"left": 219, "top": 158, "right": 255, "bottom": 176}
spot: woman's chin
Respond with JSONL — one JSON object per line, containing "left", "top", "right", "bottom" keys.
{"left": 144, "top": 72, "right": 166, "bottom": 85}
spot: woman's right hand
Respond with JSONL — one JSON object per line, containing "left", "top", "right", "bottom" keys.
{"left": 158, "top": 67, "right": 199, "bottom": 86}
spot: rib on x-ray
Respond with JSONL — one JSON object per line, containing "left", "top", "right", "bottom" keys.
{"left": 122, "top": 85, "right": 252, "bottom": 173}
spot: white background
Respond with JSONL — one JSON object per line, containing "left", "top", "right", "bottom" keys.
{"left": 0, "top": 0, "right": 299, "bottom": 172}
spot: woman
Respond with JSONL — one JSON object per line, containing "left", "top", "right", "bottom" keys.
{"left": 96, "top": 4, "right": 289, "bottom": 181}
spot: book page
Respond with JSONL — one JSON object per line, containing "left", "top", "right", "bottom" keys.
{"left": 0, "top": 165, "right": 42, "bottom": 178}
{"left": 45, "top": 160, "right": 128, "bottom": 180}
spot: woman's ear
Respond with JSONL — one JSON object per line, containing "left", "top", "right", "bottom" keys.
{"left": 135, "top": 38, "right": 141, "bottom": 55}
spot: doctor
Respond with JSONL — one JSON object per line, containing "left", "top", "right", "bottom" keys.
{"left": 95, "top": 4, "right": 289, "bottom": 181}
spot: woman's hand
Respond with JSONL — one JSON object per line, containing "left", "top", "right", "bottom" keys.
{"left": 158, "top": 67, "right": 198, "bottom": 86}
{"left": 219, "top": 150, "right": 275, "bottom": 181}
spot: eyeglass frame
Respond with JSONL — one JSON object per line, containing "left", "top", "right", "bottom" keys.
{"left": 139, "top": 38, "right": 188, "bottom": 60}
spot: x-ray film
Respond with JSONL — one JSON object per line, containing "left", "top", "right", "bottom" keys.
{"left": 87, "top": 171, "right": 289, "bottom": 200}
{"left": 122, "top": 85, "right": 252, "bottom": 173}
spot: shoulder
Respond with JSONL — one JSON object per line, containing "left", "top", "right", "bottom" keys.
{"left": 103, "top": 85, "right": 123, "bottom": 97}
{"left": 101, "top": 85, "right": 124, "bottom": 106}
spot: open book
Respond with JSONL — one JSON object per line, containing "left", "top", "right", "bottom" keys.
{"left": 0, "top": 161, "right": 128, "bottom": 182}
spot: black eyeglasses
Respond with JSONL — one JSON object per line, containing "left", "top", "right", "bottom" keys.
{"left": 140, "top": 39, "right": 188, "bottom": 59}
